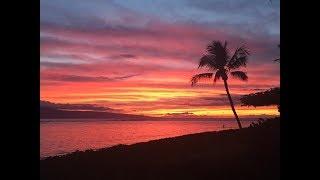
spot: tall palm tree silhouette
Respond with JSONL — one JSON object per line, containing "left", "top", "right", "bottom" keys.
{"left": 191, "top": 41, "right": 250, "bottom": 129}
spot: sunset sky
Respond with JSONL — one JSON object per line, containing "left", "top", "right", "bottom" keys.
{"left": 40, "top": 0, "right": 280, "bottom": 118}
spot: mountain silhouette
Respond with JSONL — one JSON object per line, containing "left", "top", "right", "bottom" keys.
{"left": 40, "top": 101, "right": 152, "bottom": 120}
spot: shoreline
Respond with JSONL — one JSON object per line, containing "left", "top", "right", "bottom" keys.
{"left": 41, "top": 129, "right": 234, "bottom": 160}
{"left": 41, "top": 117, "right": 279, "bottom": 180}
{"left": 40, "top": 120, "right": 259, "bottom": 159}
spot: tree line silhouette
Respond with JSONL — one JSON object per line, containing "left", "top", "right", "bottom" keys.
{"left": 240, "top": 44, "right": 280, "bottom": 112}
{"left": 240, "top": 87, "right": 280, "bottom": 112}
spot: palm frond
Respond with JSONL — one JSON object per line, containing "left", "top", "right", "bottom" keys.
{"left": 224, "top": 41, "right": 228, "bottom": 49}
{"left": 198, "top": 55, "right": 219, "bottom": 70}
{"left": 214, "top": 69, "right": 228, "bottom": 82}
{"left": 227, "top": 45, "right": 250, "bottom": 70}
{"left": 274, "top": 58, "right": 280, "bottom": 63}
{"left": 231, "top": 71, "right": 248, "bottom": 81}
{"left": 274, "top": 44, "right": 280, "bottom": 63}
{"left": 191, "top": 73, "right": 213, "bottom": 86}
{"left": 206, "top": 41, "right": 229, "bottom": 68}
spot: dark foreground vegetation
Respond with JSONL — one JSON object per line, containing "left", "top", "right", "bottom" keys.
{"left": 41, "top": 117, "right": 280, "bottom": 180}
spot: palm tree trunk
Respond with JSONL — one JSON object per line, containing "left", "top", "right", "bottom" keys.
{"left": 223, "top": 79, "right": 242, "bottom": 129}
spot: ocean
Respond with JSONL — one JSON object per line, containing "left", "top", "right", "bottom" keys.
{"left": 40, "top": 119, "right": 256, "bottom": 158}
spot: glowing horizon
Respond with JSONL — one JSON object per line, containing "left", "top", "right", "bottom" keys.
{"left": 40, "top": 0, "right": 280, "bottom": 118}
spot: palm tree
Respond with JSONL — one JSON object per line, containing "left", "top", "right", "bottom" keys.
{"left": 191, "top": 41, "right": 250, "bottom": 129}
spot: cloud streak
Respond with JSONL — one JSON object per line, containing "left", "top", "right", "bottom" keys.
{"left": 40, "top": 0, "right": 280, "bottom": 117}
{"left": 42, "top": 74, "right": 140, "bottom": 82}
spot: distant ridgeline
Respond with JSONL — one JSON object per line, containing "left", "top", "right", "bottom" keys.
{"left": 40, "top": 100, "right": 152, "bottom": 120}
{"left": 240, "top": 87, "right": 280, "bottom": 112}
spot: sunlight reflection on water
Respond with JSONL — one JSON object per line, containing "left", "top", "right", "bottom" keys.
{"left": 40, "top": 120, "right": 254, "bottom": 158}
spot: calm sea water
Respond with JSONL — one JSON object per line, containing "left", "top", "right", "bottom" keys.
{"left": 40, "top": 120, "right": 255, "bottom": 158}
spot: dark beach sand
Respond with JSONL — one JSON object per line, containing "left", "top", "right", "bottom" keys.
{"left": 40, "top": 118, "right": 280, "bottom": 180}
